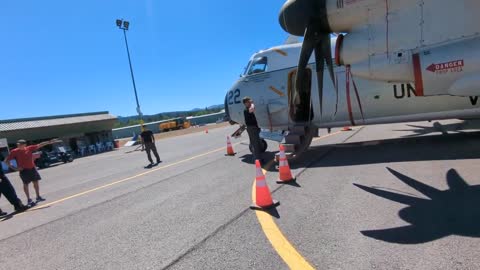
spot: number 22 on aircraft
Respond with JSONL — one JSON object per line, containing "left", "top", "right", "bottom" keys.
{"left": 228, "top": 89, "right": 241, "bottom": 105}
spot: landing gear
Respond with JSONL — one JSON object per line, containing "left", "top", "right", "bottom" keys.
{"left": 279, "top": 125, "right": 316, "bottom": 160}
{"left": 249, "top": 139, "right": 268, "bottom": 154}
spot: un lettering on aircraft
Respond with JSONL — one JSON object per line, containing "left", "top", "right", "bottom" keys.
{"left": 393, "top": 84, "right": 479, "bottom": 106}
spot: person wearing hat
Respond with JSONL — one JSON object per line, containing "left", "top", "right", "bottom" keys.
{"left": 5, "top": 139, "right": 59, "bottom": 206}
{"left": 242, "top": 97, "right": 264, "bottom": 164}
{"left": 0, "top": 168, "right": 28, "bottom": 216}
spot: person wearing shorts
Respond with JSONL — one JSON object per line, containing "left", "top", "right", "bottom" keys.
{"left": 5, "top": 139, "right": 58, "bottom": 206}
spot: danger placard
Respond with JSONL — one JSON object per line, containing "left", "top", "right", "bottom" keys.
{"left": 426, "top": 60, "right": 464, "bottom": 74}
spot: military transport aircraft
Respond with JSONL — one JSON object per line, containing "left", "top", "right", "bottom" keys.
{"left": 225, "top": 0, "right": 480, "bottom": 157}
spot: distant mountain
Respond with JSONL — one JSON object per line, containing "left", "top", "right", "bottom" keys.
{"left": 114, "top": 104, "right": 224, "bottom": 128}
{"left": 190, "top": 104, "right": 223, "bottom": 112}
{"left": 117, "top": 104, "right": 223, "bottom": 119}
{"left": 207, "top": 104, "right": 224, "bottom": 110}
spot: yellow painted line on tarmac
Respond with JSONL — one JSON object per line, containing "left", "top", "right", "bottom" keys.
{"left": 250, "top": 130, "right": 348, "bottom": 269}
{"left": 10, "top": 142, "right": 244, "bottom": 217}
{"left": 251, "top": 131, "right": 346, "bottom": 270}
{"left": 252, "top": 165, "right": 315, "bottom": 270}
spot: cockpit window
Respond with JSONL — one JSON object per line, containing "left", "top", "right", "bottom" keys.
{"left": 242, "top": 60, "right": 252, "bottom": 76}
{"left": 247, "top": 57, "right": 268, "bottom": 75}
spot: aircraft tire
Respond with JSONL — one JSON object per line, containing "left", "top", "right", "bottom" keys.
{"left": 249, "top": 139, "right": 268, "bottom": 154}
{"left": 261, "top": 139, "right": 267, "bottom": 153}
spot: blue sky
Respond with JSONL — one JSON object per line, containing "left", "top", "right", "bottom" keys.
{"left": 0, "top": 0, "right": 288, "bottom": 119}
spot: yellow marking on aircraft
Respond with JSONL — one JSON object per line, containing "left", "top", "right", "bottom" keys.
{"left": 273, "top": 49, "right": 288, "bottom": 56}
{"left": 269, "top": 86, "right": 285, "bottom": 97}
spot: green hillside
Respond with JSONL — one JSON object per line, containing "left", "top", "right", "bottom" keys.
{"left": 113, "top": 105, "right": 223, "bottom": 128}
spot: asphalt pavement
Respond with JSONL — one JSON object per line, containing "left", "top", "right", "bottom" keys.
{"left": 0, "top": 120, "right": 479, "bottom": 270}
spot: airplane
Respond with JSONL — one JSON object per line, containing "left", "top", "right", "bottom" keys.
{"left": 225, "top": 0, "right": 480, "bottom": 158}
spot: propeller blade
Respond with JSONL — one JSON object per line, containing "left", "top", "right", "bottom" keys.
{"left": 295, "top": 24, "right": 337, "bottom": 120}
{"left": 322, "top": 33, "right": 336, "bottom": 117}
{"left": 280, "top": 0, "right": 335, "bottom": 120}
{"left": 322, "top": 34, "right": 335, "bottom": 86}
{"left": 295, "top": 26, "right": 315, "bottom": 94}
{"left": 293, "top": 25, "right": 315, "bottom": 114}
{"left": 314, "top": 32, "right": 336, "bottom": 117}
{"left": 314, "top": 42, "right": 325, "bottom": 117}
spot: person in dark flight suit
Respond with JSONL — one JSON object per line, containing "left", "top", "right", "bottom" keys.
{"left": 140, "top": 125, "right": 161, "bottom": 168}
{"left": 0, "top": 169, "right": 27, "bottom": 215}
{"left": 243, "top": 97, "right": 264, "bottom": 164}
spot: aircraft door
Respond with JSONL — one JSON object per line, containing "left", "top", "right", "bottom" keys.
{"left": 265, "top": 71, "right": 290, "bottom": 130}
{"left": 288, "top": 68, "right": 313, "bottom": 123}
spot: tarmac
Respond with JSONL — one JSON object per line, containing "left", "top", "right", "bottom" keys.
{"left": 0, "top": 120, "right": 479, "bottom": 270}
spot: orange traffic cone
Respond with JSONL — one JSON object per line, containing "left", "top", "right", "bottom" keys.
{"left": 205, "top": 128, "right": 209, "bottom": 134}
{"left": 277, "top": 145, "right": 295, "bottom": 184}
{"left": 226, "top": 136, "right": 236, "bottom": 156}
{"left": 342, "top": 126, "right": 352, "bottom": 131}
{"left": 250, "top": 160, "right": 280, "bottom": 210}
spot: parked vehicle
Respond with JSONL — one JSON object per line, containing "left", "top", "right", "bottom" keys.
{"left": 159, "top": 117, "right": 191, "bottom": 132}
{"left": 34, "top": 149, "right": 74, "bottom": 169}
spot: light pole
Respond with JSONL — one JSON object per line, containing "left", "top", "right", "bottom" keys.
{"left": 116, "top": 19, "right": 144, "bottom": 129}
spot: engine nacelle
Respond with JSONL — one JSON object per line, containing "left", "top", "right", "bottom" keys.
{"left": 326, "top": 0, "right": 385, "bottom": 32}
{"left": 333, "top": 0, "right": 480, "bottom": 69}
{"left": 325, "top": 0, "right": 431, "bottom": 33}
{"left": 279, "top": 0, "right": 388, "bottom": 36}
{"left": 337, "top": 36, "right": 480, "bottom": 96}
{"left": 414, "top": 37, "right": 480, "bottom": 97}
{"left": 335, "top": 31, "right": 368, "bottom": 66}
{"left": 350, "top": 53, "right": 414, "bottom": 83}
{"left": 335, "top": 33, "right": 413, "bottom": 83}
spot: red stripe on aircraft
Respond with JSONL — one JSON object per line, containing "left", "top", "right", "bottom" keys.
{"left": 334, "top": 73, "right": 339, "bottom": 116}
{"left": 346, "top": 66, "right": 356, "bottom": 126}
{"left": 413, "top": 53, "right": 425, "bottom": 96}
{"left": 352, "top": 77, "right": 365, "bottom": 122}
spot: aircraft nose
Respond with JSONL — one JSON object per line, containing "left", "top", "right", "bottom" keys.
{"left": 224, "top": 92, "right": 231, "bottom": 122}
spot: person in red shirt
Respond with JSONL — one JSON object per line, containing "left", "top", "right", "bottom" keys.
{"left": 5, "top": 139, "right": 59, "bottom": 206}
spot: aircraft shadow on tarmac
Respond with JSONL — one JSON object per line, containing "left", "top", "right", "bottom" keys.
{"left": 305, "top": 132, "right": 480, "bottom": 168}
{"left": 354, "top": 168, "right": 480, "bottom": 244}
{"left": 393, "top": 120, "right": 480, "bottom": 138}
{"left": 394, "top": 122, "right": 470, "bottom": 138}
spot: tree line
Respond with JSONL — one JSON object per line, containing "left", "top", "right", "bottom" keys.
{"left": 113, "top": 106, "right": 223, "bottom": 128}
